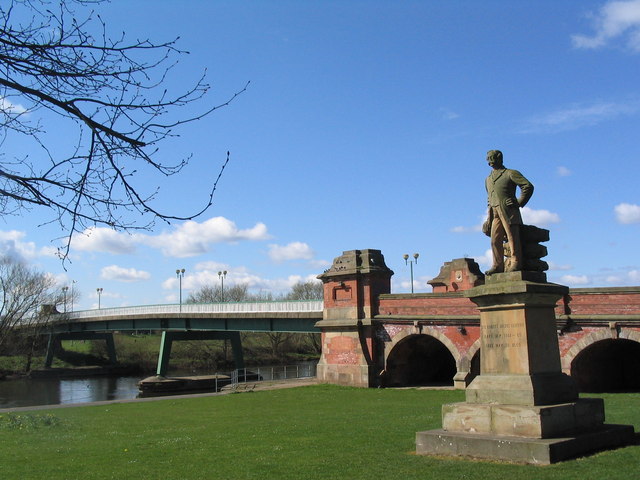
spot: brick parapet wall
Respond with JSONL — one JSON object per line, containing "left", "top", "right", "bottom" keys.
{"left": 377, "top": 287, "right": 640, "bottom": 319}
{"left": 562, "top": 288, "right": 640, "bottom": 316}
{"left": 377, "top": 293, "right": 479, "bottom": 317}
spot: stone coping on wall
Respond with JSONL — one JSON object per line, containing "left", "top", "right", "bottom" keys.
{"left": 374, "top": 314, "right": 640, "bottom": 325}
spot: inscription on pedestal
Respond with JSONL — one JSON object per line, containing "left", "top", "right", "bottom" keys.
{"left": 483, "top": 322, "right": 524, "bottom": 348}
{"left": 480, "top": 310, "right": 529, "bottom": 374}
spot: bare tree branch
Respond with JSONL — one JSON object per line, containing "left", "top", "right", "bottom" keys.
{"left": 0, "top": 0, "right": 247, "bottom": 262}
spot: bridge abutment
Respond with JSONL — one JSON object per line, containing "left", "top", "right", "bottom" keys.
{"left": 316, "top": 249, "right": 393, "bottom": 387}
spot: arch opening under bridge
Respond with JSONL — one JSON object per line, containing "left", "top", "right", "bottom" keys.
{"left": 570, "top": 338, "right": 640, "bottom": 392}
{"left": 383, "top": 334, "right": 456, "bottom": 387}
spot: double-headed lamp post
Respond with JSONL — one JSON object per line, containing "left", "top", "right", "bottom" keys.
{"left": 176, "top": 268, "right": 185, "bottom": 312}
{"left": 218, "top": 270, "right": 227, "bottom": 302}
{"left": 403, "top": 253, "right": 420, "bottom": 294}
{"left": 96, "top": 287, "right": 103, "bottom": 309}
{"left": 61, "top": 286, "right": 69, "bottom": 313}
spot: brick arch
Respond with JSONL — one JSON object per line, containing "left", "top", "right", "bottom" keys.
{"left": 561, "top": 328, "right": 640, "bottom": 372}
{"left": 459, "top": 338, "right": 481, "bottom": 372}
{"left": 384, "top": 326, "right": 462, "bottom": 367}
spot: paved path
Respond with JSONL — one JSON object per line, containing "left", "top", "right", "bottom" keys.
{"left": 0, "top": 377, "right": 317, "bottom": 413}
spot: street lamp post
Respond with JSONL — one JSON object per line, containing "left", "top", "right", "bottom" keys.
{"left": 403, "top": 253, "right": 420, "bottom": 294}
{"left": 71, "top": 280, "right": 77, "bottom": 312}
{"left": 218, "top": 270, "right": 227, "bottom": 302}
{"left": 96, "top": 287, "right": 103, "bottom": 309}
{"left": 61, "top": 286, "right": 69, "bottom": 313}
{"left": 176, "top": 268, "right": 185, "bottom": 312}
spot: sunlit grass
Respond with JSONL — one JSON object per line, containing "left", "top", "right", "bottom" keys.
{"left": 0, "top": 385, "right": 638, "bottom": 479}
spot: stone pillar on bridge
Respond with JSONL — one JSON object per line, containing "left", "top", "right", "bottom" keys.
{"left": 316, "top": 249, "right": 393, "bottom": 388}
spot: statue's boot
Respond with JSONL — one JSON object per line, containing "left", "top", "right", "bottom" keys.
{"left": 505, "top": 260, "right": 521, "bottom": 272}
{"left": 486, "top": 265, "right": 504, "bottom": 275}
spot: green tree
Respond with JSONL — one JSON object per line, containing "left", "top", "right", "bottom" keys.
{"left": 0, "top": 0, "right": 246, "bottom": 258}
{"left": 284, "top": 280, "right": 323, "bottom": 354}
{"left": 186, "top": 284, "right": 272, "bottom": 303}
{"left": 284, "top": 280, "right": 324, "bottom": 301}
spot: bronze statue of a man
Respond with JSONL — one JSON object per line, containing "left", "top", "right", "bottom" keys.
{"left": 483, "top": 150, "right": 534, "bottom": 274}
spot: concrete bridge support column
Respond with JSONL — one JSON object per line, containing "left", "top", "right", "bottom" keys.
{"left": 316, "top": 249, "right": 393, "bottom": 388}
{"left": 155, "top": 331, "right": 245, "bottom": 377}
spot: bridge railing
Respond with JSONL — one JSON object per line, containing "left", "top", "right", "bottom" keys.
{"left": 58, "top": 300, "right": 324, "bottom": 321}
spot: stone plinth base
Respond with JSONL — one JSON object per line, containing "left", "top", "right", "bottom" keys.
{"left": 416, "top": 424, "right": 634, "bottom": 465}
{"left": 465, "top": 373, "right": 577, "bottom": 406}
{"left": 443, "top": 398, "right": 604, "bottom": 438}
{"left": 316, "top": 363, "right": 371, "bottom": 388}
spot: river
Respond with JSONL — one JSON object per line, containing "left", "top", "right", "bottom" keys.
{"left": 0, "top": 363, "right": 317, "bottom": 409}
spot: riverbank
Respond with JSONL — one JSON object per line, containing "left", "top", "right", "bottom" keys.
{"left": 0, "top": 362, "right": 318, "bottom": 409}
{"left": 0, "top": 377, "right": 317, "bottom": 413}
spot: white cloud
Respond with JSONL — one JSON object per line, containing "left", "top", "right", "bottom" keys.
{"left": 452, "top": 213, "right": 488, "bottom": 234}
{"left": 309, "top": 259, "right": 331, "bottom": 269}
{"left": 72, "top": 217, "right": 270, "bottom": 258}
{"left": 521, "top": 100, "right": 639, "bottom": 133}
{"left": 474, "top": 249, "right": 493, "bottom": 268}
{"left": 0, "top": 229, "right": 56, "bottom": 260}
{"left": 162, "top": 263, "right": 318, "bottom": 297}
{"left": 145, "top": 217, "right": 270, "bottom": 257}
{"left": 572, "top": 0, "right": 640, "bottom": 52}
{"left": 73, "top": 227, "right": 137, "bottom": 254}
{"left": 628, "top": 270, "right": 640, "bottom": 282}
{"left": 521, "top": 207, "right": 561, "bottom": 226}
{"left": 193, "top": 260, "right": 229, "bottom": 272}
{"left": 439, "top": 107, "right": 460, "bottom": 120}
{"left": 100, "top": 265, "right": 151, "bottom": 282}
{"left": 268, "top": 242, "right": 315, "bottom": 263}
{"left": 557, "top": 166, "right": 572, "bottom": 177}
{"left": 560, "top": 274, "right": 591, "bottom": 286}
{"left": 614, "top": 202, "right": 640, "bottom": 223}
{"left": 547, "top": 261, "right": 573, "bottom": 271}
{"left": 0, "top": 96, "right": 28, "bottom": 115}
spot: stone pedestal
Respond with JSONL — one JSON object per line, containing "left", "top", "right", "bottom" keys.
{"left": 416, "top": 272, "right": 634, "bottom": 464}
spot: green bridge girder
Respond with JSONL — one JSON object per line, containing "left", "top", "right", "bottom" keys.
{"left": 46, "top": 314, "right": 322, "bottom": 335}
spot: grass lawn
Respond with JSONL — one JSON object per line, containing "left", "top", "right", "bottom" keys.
{"left": 0, "top": 385, "right": 639, "bottom": 480}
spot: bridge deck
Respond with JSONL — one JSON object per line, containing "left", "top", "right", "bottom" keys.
{"left": 46, "top": 301, "right": 324, "bottom": 334}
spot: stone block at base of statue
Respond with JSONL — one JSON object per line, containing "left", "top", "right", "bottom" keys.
{"left": 416, "top": 424, "right": 634, "bottom": 465}
{"left": 465, "top": 373, "right": 577, "bottom": 406}
{"left": 442, "top": 398, "right": 605, "bottom": 438}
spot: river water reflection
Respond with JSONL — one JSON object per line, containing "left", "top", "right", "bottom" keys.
{"left": 0, "top": 376, "right": 144, "bottom": 409}
{"left": 0, "top": 362, "right": 317, "bottom": 409}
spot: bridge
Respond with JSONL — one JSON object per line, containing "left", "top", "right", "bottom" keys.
{"left": 315, "top": 250, "right": 640, "bottom": 393}
{"left": 44, "top": 300, "right": 323, "bottom": 376}
{"left": 38, "top": 249, "right": 640, "bottom": 392}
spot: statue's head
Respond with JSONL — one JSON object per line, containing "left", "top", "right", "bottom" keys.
{"left": 487, "top": 149, "right": 503, "bottom": 168}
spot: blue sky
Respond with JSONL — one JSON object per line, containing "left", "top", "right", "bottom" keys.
{"left": 2, "top": 0, "right": 640, "bottom": 310}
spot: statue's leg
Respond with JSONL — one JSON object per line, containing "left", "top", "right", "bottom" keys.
{"left": 505, "top": 224, "right": 522, "bottom": 272}
{"left": 488, "top": 210, "right": 506, "bottom": 274}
